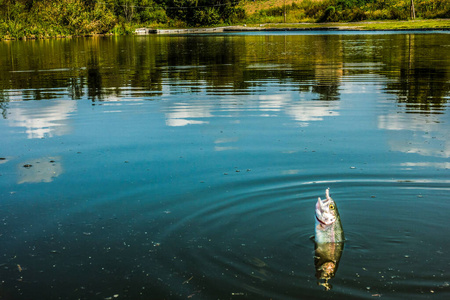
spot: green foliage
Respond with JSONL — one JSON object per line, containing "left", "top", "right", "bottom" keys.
{"left": 90, "top": 2, "right": 117, "bottom": 33}
{"left": 317, "top": 6, "right": 335, "bottom": 22}
{"left": 314, "top": 0, "right": 450, "bottom": 22}
{"left": 0, "top": 0, "right": 28, "bottom": 38}
{"left": 245, "top": 0, "right": 448, "bottom": 24}
{"left": 417, "top": 0, "right": 450, "bottom": 18}
{"left": 192, "top": 7, "right": 220, "bottom": 26}
{"left": 138, "top": 0, "right": 168, "bottom": 24}
{"left": 165, "top": 0, "right": 244, "bottom": 26}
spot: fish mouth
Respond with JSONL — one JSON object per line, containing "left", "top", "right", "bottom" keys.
{"left": 315, "top": 214, "right": 328, "bottom": 226}
{"left": 315, "top": 188, "right": 336, "bottom": 225}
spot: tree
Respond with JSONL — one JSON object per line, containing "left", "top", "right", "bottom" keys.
{"left": 0, "top": 0, "right": 28, "bottom": 38}
{"left": 165, "top": 0, "right": 243, "bottom": 26}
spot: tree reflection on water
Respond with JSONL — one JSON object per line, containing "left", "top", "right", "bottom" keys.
{"left": 0, "top": 33, "right": 448, "bottom": 113}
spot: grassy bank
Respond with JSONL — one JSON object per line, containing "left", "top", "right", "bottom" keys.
{"left": 248, "top": 19, "right": 450, "bottom": 30}
{"left": 241, "top": 0, "right": 450, "bottom": 24}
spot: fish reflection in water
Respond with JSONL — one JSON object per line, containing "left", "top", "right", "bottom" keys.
{"left": 314, "top": 240, "right": 344, "bottom": 290}
{"left": 314, "top": 188, "right": 345, "bottom": 290}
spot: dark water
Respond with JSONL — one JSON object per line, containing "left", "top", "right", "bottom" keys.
{"left": 0, "top": 32, "right": 449, "bottom": 299}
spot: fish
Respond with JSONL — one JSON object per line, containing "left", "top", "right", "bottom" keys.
{"left": 314, "top": 188, "right": 345, "bottom": 290}
{"left": 315, "top": 188, "right": 344, "bottom": 243}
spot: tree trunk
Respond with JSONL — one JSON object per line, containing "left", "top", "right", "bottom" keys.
{"left": 410, "top": 0, "right": 416, "bottom": 20}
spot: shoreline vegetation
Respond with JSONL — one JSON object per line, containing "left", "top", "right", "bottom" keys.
{"left": 1, "top": 0, "right": 449, "bottom": 40}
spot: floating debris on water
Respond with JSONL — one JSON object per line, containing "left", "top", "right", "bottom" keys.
{"left": 182, "top": 276, "right": 193, "bottom": 284}
{"left": 187, "top": 290, "right": 201, "bottom": 298}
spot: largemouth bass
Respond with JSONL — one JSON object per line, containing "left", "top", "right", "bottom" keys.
{"left": 315, "top": 188, "right": 344, "bottom": 243}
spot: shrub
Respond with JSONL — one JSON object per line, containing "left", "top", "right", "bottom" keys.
{"left": 192, "top": 8, "right": 221, "bottom": 26}
{"left": 318, "top": 6, "right": 336, "bottom": 22}
{"left": 90, "top": 2, "right": 117, "bottom": 33}
{"left": 348, "top": 7, "right": 367, "bottom": 21}
{"left": 417, "top": 0, "right": 450, "bottom": 18}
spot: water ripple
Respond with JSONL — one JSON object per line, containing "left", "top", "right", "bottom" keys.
{"left": 152, "top": 175, "right": 450, "bottom": 299}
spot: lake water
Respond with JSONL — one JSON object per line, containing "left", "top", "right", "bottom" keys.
{"left": 0, "top": 31, "right": 449, "bottom": 299}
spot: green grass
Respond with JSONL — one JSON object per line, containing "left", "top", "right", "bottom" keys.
{"left": 244, "top": 19, "right": 450, "bottom": 30}
{"left": 351, "top": 19, "right": 450, "bottom": 30}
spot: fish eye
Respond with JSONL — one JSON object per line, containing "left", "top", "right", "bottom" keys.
{"left": 329, "top": 204, "right": 335, "bottom": 210}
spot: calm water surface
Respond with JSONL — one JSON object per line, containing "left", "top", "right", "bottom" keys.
{"left": 0, "top": 32, "right": 450, "bottom": 299}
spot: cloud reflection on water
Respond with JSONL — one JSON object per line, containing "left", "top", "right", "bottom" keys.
{"left": 7, "top": 100, "right": 76, "bottom": 139}
{"left": 17, "top": 157, "right": 63, "bottom": 184}
{"left": 378, "top": 109, "right": 450, "bottom": 158}
{"left": 164, "top": 93, "right": 339, "bottom": 128}
{"left": 400, "top": 162, "right": 450, "bottom": 169}
{"left": 165, "top": 103, "right": 211, "bottom": 127}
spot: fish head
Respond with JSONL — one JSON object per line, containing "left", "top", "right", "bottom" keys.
{"left": 315, "top": 188, "right": 339, "bottom": 226}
